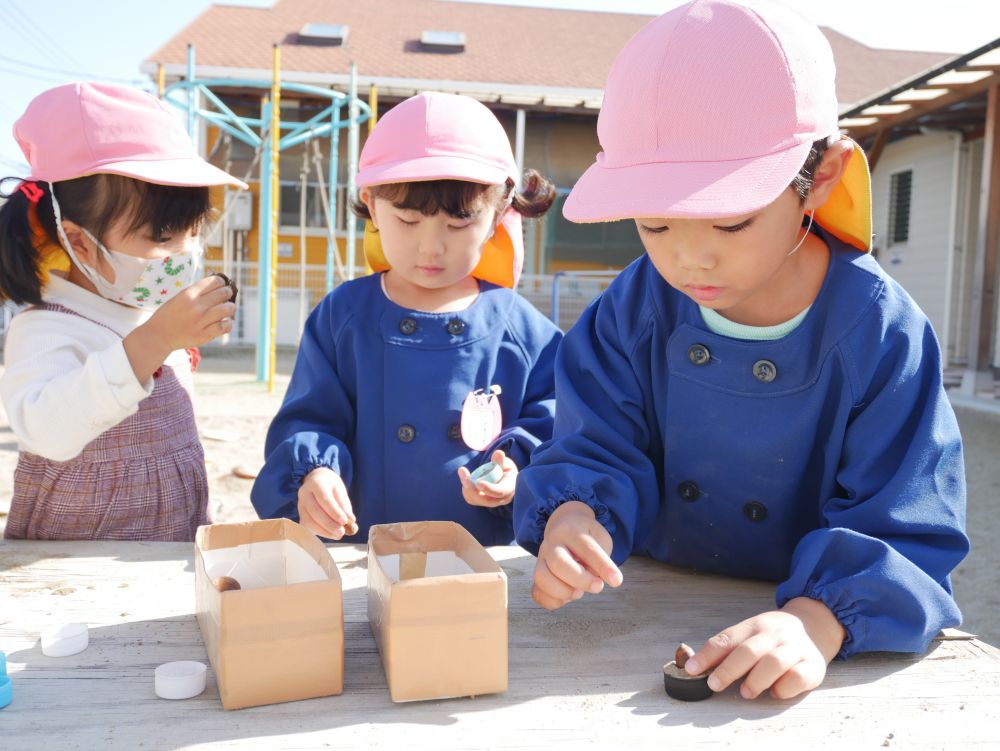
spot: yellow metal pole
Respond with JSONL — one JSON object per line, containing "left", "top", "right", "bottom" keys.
{"left": 156, "top": 63, "right": 165, "bottom": 99}
{"left": 363, "top": 83, "right": 378, "bottom": 274}
{"left": 269, "top": 44, "right": 281, "bottom": 393}
{"left": 368, "top": 84, "right": 378, "bottom": 134}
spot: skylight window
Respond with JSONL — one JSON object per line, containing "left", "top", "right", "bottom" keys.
{"left": 420, "top": 30, "right": 466, "bottom": 51}
{"left": 298, "top": 23, "right": 349, "bottom": 46}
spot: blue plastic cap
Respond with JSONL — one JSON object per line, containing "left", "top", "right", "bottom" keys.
{"left": 0, "top": 652, "right": 12, "bottom": 709}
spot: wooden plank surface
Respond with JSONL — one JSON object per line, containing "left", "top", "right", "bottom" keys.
{"left": 1, "top": 541, "right": 998, "bottom": 750}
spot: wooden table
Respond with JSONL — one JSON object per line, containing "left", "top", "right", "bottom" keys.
{"left": 1, "top": 541, "right": 997, "bottom": 750}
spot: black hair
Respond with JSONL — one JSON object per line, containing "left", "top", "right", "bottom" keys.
{"left": 352, "top": 168, "right": 557, "bottom": 222}
{"left": 789, "top": 137, "right": 833, "bottom": 203}
{"left": 0, "top": 174, "right": 212, "bottom": 304}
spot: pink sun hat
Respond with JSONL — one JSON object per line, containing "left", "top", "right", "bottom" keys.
{"left": 356, "top": 92, "right": 518, "bottom": 188}
{"left": 564, "top": 0, "right": 843, "bottom": 223}
{"left": 14, "top": 82, "right": 247, "bottom": 189}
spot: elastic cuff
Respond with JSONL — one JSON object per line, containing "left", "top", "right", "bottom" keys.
{"left": 789, "top": 586, "right": 862, "bottom": 660}
{"left": 534, "top": 484, "right": 616, "bottom": 537}
{"left": 291, "top": 461, "right": 335, "bottom": 487}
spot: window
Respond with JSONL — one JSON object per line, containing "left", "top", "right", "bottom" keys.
{"left": 545, "top": 193, "right": 645, "bottom": 269}
{"left": 279, "top": 182, "right": 331, "bottom": 229}
{"left": 888, "top": 170, "right": 912, "bottom": 246}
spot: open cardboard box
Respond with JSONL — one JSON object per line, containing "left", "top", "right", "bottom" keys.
{"left": 367, "top": 521, "right": 508, "bottom": 702}
{"left": 195, "top": 519, "right": 344, "bottom": 709}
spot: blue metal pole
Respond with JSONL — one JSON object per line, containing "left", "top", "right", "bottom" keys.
{"left": 327, "top": 104, "right": 341, "bottom": 293}
{"left": 346, "top": 63, "right": 359, "bottom": 280}
{"left": 551, "top": 271, "right": 565, "bottom": 325}
{"left": 186, "top": 45, "right": 196, "bottom": 147}
{"left": 256, "top": 97, "right": 273, "bottom": 382}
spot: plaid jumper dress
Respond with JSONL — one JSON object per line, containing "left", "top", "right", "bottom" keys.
{"left": 4, "top": 304, "right": 211, "bottom": 540}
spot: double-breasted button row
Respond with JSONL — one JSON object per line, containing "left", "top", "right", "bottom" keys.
{"left": 686, "top": 344, "right": 779, "bottom": 383}
{"left": 397, "top": 318, "right": 468, "bottom": 336}
{"left": 399, "top": 423, "right": 464, "bottom": 442}
{"left": 676, "top": 480, "right": 769, "bottom": 522}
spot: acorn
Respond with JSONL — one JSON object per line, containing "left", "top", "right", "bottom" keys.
{"left": 213, "top": 273, "right": 239, "bottom": 304}
{"left": 213, "top": 576, "right": 242, "bottom": 592}
{"left": 345, "top": 521, "right": 359, "bottom": 537}
{"left": 662, "top": 642, "right": 713, "bottom": 701}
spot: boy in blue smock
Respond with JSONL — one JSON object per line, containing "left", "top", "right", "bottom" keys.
{"left": 253, "top": 93, "right": 562, "bottom": 546}
{"left": 514, "top": 0, "right": 969, "bottom": 700}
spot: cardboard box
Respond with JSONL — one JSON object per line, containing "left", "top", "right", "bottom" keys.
{"left": 367, "top": 521, "right": 508, "bottom": 702}
{"left": 195, "top": 519, "right": 344, "bottom": 709}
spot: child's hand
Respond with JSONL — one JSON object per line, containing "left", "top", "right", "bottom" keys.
{"left": 683, "top": 597, "right": 846, "bottom": 700}
{"left": 124, "top": 275, "right": 236, "bottom": 381}
{"left": 152, "top": 274, "right": 237, "bottom": 350}
{"left": 532, "top": 501, "right": 623, "bottom": 610}
{"left": 297, "top": 466, "right": 358, "bottom": 540}
{"left": 457, "top": 449, "right": 517, "bottom": 507}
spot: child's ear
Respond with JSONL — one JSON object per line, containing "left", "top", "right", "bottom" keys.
{"left": 360, "top": 188, "right": 379, "bottom": 229}
{"left": 804, "top": 139, "right": 853, "bottom": 211}
{"left": 60, "top": 220, "right": 100, "bottom": 268}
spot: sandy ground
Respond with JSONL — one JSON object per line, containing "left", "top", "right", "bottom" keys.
{"left": 1, "top": 346, "right": 997, "bottom": 647}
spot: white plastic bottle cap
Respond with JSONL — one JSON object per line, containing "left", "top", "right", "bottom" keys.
{"left": 40, "top": 623, "right": 89, "bottom": 657}
{"left": 155, "top": 661, "right": 207, "bottom": 700}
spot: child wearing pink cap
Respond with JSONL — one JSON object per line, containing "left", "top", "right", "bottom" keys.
{"left": 515, "top": 0, "right": 968, "bottom": 700}
{"left": 252, "top": 92, "right": 562, "bottom": 545}
{"left": 0, "top": 82, "right": 245, "bottom": 540}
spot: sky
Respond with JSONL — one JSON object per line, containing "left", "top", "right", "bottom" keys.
{"left": 1, "top": 0, "right": 998, "bottom": 175}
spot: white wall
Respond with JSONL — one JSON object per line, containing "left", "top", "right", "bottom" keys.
{"left": 871, "top": 131, "right": 962, "bottom": 357}
{"left": 949, "top": 138, "right": 983, "bottom": 365}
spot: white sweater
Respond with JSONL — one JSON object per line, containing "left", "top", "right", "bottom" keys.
{"left": 1, "top": 275, "right": 189, "bottom": 462}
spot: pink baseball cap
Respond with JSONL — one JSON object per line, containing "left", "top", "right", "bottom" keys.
{"left": 14, "top": 82, "right": 247, "bottom": 189}
{"left": 356, "top": 92, "right": 518, "bottom": 188}
{"left": 565, "top": 0, "right": 844, "bottom": 223}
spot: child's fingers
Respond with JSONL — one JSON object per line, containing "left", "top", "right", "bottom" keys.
{"left": 571, "top": 534, "right": 623, "bottom": 589}
{"left": 299, "top": 499, "right": 346, "bottom": 540}
{"left": 327, "top": 476, "right": 357, "bottom": 524}
{"left": 697, "top": 629, "right": 773, "bottom": 692}
{"left": 738, "top": 643, "right": 801, "bottom": 699}
{"left": 532, "top": 560, "right": 583, "bottom": 610}
{"left": 490, "top": 449, "right": 516, "bottom": 471}
{"left": 545, "top": 544, "right": 603, "bottom": 594}
{"left": 769, "top": 657, "right": 825, "bottom": 700}
{"left": 534, "top": 557, "right": 583, "bottom": 604}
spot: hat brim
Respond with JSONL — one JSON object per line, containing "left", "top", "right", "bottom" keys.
{"left": 357, "top": 154, "right": 512, "bottom": 189}
{"left": 57, "top": 157, "right": 248, "bottom": 190}
{"left": 564, "top": 140, "right": 814, "bottom": 222}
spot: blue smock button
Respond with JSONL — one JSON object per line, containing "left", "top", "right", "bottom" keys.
{"left": 743, "top": 501, "right": 768, "bottom": 522}
{"left": 688, "top": 344, "right": 711, "bottom": 366}
{"left": 447, "top": 318, "right": 466, "bottom": 335}
{"left": 677, "top": 481, "right": 700, "bottom": 501}
{"left": 397, "top": 424, "right": 416, "bottom": 443}
{"left": 399, "top": 318, "right": 418, "bottom": 335}
{"left": 753, "top": 359, "right": 777, "bottom": 383}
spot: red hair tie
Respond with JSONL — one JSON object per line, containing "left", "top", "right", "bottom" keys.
{"left": 19, "top": 181, "right": 44, "bottom": 204}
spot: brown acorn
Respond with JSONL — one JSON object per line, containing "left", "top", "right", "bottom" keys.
{"left": 214, "top": 576, "right": 242, "bottom": 592}
{"left": 213, "top": 273, "right": 239, "bottom": 304}
{"left": 663, "top": 642, "right": 712, "bottom": 701}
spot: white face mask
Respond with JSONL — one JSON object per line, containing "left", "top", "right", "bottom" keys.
{"left": 51, "top": 188, "right": 203, "bottom": 309}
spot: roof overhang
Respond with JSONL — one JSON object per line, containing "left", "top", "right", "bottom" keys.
{"left": 139, "top": 62, "right": 604, "bottom": 113}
